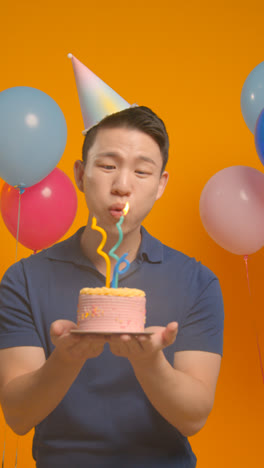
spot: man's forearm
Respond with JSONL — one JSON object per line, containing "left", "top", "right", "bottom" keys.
{"left": 1, "top": 349, "right": 85, "bottom": 435}
{"left": 131, "top": 351, "right": 214, "bottom": 437}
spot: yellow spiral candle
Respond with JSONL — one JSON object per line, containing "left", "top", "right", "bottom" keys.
{"left": 91, "top": 217, "right": 111, "bottom": 287}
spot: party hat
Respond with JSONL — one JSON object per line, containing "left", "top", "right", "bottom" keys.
{"left": 68, "top": 54, "right": 131, "bottom": 134}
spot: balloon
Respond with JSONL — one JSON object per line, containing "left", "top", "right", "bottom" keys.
{"left": 0, "top": 87, "right": 67, "bottom": 187}
{"left": 240, "top": 62, "right": 264, "bottom": 133}
{"left": 199, "top": 166, "right": 264, "bottom": 255}
{"left": 0, "top": 168, "right": 77, "bottom": 251}
{"left": 255, "top": 109, "right": 264, "bottom": 165}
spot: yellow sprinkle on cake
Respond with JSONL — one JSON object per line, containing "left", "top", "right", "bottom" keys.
{"left": 80, "top": 287, "right": 145, "bottom": 297}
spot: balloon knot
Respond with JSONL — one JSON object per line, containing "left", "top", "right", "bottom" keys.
{"left": 14, "top": 185, "right": 26, "bottom": 194}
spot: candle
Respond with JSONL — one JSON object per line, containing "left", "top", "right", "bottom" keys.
{"left": 109, "top": 202, "right": 130, "bottom": 287}
{"left": 112, "top": 253, "right": 130, "bottom": 288}
{"left": 91, "top": 216, "right": 111, "bottom": 288}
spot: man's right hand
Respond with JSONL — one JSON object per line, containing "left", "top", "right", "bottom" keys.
{"left": 50, "top": 320, "right": 106, "bottom": 364}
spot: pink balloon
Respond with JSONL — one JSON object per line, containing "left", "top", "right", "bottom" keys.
{"left": 0, "top": 168, "right": 77, "bottom": 251}
{"left": 199, "top": 166, "right": 264, "bottom": 255}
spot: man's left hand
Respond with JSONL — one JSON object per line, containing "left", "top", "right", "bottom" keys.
{"left": 108, "top": 322, "right": 178, "bottom": 365}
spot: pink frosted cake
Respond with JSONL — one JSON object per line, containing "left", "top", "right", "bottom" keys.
{"left": 77, "top": 287, "right": 146, "bottom": 332}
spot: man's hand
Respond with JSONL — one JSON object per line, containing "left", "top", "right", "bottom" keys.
{"left": 50, "top": 320, "right": 107, "bottom": 364}
{"left": 108, "top": 322, "right": 178, "bottom": 365}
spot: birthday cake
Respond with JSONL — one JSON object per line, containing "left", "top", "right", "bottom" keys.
{"left": 76, "top": 287, "right": 146, "bottom": 332}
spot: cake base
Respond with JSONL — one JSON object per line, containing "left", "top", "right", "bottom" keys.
{"left": 71, "top": 330, "right": 153, "bottom": 335}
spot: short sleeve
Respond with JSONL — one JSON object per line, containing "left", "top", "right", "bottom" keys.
{"left": 174, "top": 274, "right": 224, "bottom": 356}
{"left": 0, "top": 262, "right": 43, "bottom": 349}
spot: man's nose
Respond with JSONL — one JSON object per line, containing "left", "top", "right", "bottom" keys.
{"left": 111, "top": 170, "right": 132, "bottom": 196}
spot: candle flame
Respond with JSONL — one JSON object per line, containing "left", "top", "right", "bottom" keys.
{"left": 123, "top": 202, "right": 129, "bottom": 216}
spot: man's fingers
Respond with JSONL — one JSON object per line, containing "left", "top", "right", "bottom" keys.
{"left": 50, "top": 320, "right": 77, "bottom": 338}
{"left": 162, "top": 322, "right": 178, "bottom": 346}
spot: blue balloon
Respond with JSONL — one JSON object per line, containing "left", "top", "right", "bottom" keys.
{"left": 240, "top": 62, "right": 264, "bottom": 133}
{"left": 255, "top": 109, "right": 264, "bottom": 165}
{"left": 0, "top": 86, "right": 67, "bottom": 187}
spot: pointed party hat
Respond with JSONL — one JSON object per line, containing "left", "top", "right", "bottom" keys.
{"left": 68, "top": 54, "right": 131, "bottom": 134}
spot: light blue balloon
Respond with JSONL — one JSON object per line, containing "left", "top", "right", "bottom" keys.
{"left": 0, "top": 86, "right": 67, "bottom": 187}
{"left": 240, "top": 62, "right": 264, "bottom": 134}
{"left": 255, "top": 109, "right": 264, "bottom": 165}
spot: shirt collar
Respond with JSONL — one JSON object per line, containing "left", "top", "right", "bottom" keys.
{"left": 45, "top": 225, "right": 164, "bottom": 266}
{"left": 137, "top": 226, "right": 163, "bottom": 263}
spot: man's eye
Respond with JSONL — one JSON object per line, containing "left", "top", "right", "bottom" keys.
{"left": 100, "top": 165, "right": 115, "bottom": 170}
{"left": 135, "top": 170, "right": 150, "bottom": 176}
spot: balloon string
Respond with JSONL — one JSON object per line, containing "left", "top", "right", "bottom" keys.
{"left": 243, "top": 255, "right": 251, "bottom": 296}
{"left": 1, "top": 423, "right": 6, "bottom": 468}
{"left": 244, "top": 255, "right": 264, "bottom": 383}
{"left": 14, "top": 187, "right": 24, "bottom": 262}
{"left": 14, "top": 437, "right": 18, "bottom": 468}
{"left": 3, "top": 188, "right": 23, "bottom": 464}
{"left": 256, "top": 331, "right": 264, "bottom": 383}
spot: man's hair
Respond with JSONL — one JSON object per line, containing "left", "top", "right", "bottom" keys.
{"left": 82, "top": 105, "right": 169, "bottom": 173}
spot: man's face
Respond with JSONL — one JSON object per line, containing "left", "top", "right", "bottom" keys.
{"left": 74, "top": 126, "right": 168, "bottom": 236}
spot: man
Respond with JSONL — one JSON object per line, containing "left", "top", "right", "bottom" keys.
{"left": 0, "top": 106, "right": 224, "bottom": 467}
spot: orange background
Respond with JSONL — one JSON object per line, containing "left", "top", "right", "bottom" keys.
{"left": 1, "top": 0, "right": 264, "bottom": 466}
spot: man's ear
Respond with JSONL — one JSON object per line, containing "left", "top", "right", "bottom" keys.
{"left": 156, "top": 171, "right": 169, "bottom": 201}
{"left": 73, "top": 160, "right": 85, "bottom": 192}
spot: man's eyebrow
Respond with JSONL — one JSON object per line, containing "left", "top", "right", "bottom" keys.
{"left": 96, "top": 152, "right": 120, "bottom": 158}
{"left": 96, "top": 152, "right": 157, "bottom": 166}
{"left": 137, "top": 156, "right": 157, "bottom": 166}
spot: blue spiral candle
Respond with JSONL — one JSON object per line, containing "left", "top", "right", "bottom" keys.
{"left": 109, "top": 202, "right": 130, "bottom": 287}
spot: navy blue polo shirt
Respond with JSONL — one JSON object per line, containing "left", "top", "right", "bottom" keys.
{"left": 0, "top": 226, "right": 224, "bottom": 468}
